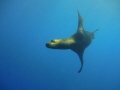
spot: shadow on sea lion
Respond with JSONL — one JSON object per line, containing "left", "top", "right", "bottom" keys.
{"left": 46, "top": 11, "right": 99, "bottom": 73}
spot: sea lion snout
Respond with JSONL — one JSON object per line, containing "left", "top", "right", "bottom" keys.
{"left": 46, "top": 43, "right": 56, "bottom": 49}
{"left": 46, "top": 43, "right": 51, "bottom": 48}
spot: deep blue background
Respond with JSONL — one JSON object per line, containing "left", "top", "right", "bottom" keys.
{"left": 0, "top": 0, "right": 120, "bottom": 90}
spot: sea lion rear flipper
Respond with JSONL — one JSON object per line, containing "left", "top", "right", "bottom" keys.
{"left": 91, "top": 29, "right": 99, "bottom": 39}
{"left": 77, "top": 11, "right": 84, "bottom": 33}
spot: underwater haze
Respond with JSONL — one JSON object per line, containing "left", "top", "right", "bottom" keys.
{"left": 0, "top": 0, "right": 120, "bottom": 90}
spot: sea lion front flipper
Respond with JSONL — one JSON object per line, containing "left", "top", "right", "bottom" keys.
{"left": 71, "top": 48, "right": 84, "bottom": 73}
{"left": 77, "top": 11, "right": 84, "bottom": 33}
{"left": 77, "top": 50, "right": 84, "bottom": 73}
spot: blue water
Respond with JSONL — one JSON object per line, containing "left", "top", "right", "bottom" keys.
{"left": 0, "top": 0, "right": 120, "bottom": 90}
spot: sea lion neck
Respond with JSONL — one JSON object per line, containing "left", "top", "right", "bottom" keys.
{"left": 56, "top": 38, "right": 75, "bottom": 49}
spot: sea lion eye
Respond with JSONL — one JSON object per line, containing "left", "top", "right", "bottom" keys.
{"left": 51, "top": 40, "right": 55, "bottom": 43}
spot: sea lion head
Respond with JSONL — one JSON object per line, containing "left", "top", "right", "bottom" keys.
{"left": 46, "top": 39, "right": 66, "bottom": 49}
{"left": 46, "top": 38, "right": 75, "bottom": 49}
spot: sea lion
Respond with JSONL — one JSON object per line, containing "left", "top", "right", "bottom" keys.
{"left": 46, "top": 11, "right": 99, "bottom": 73}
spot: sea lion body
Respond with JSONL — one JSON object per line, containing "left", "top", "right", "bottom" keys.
{"left": 46, "top": 11, "right": 98, "bottom": 73}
